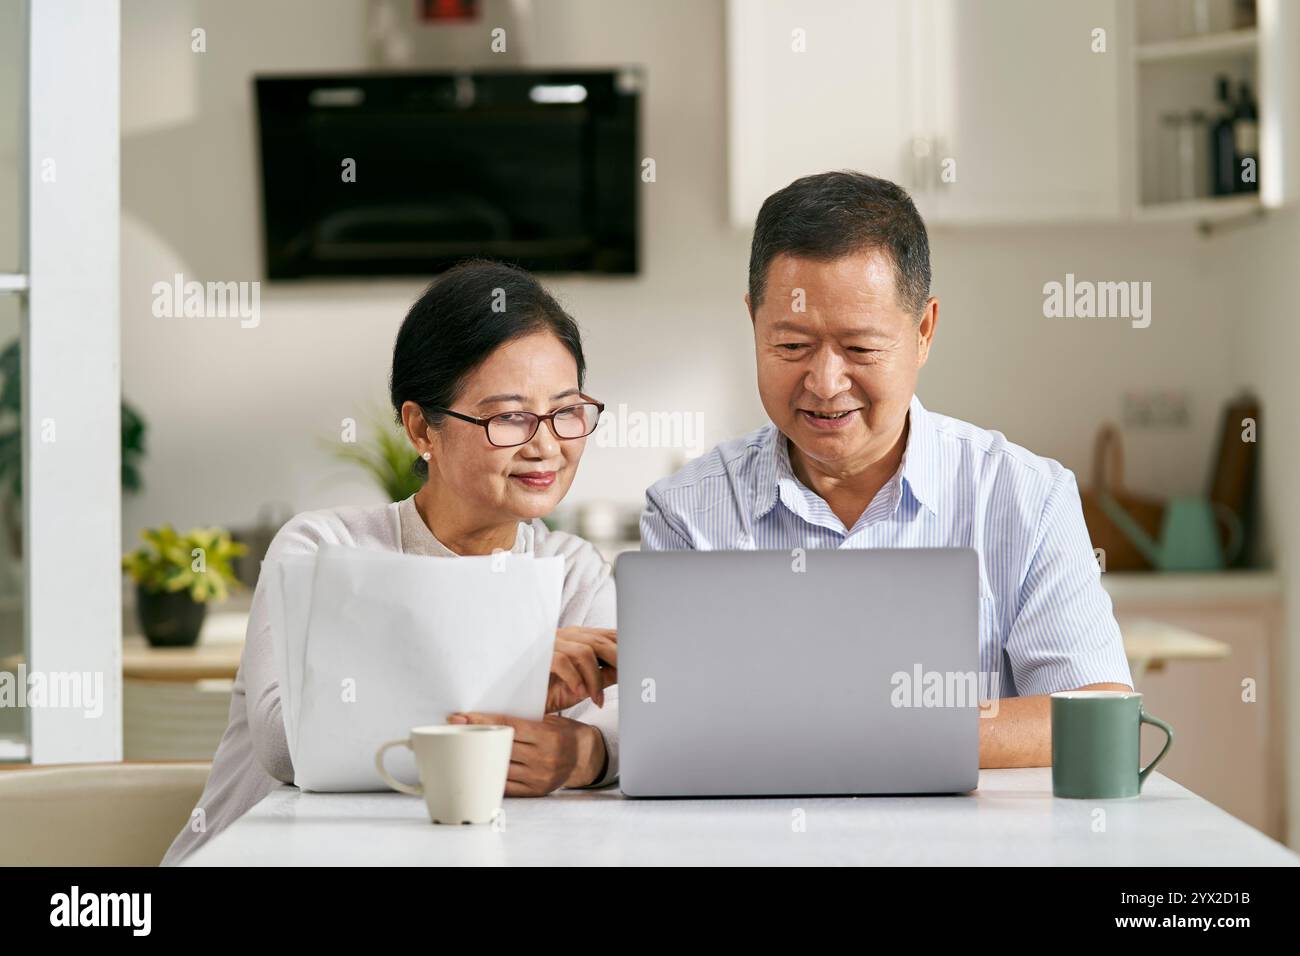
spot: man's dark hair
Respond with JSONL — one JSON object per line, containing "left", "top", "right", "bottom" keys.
{"left": 390, "top": 258, "right": 586, "bottom": 478}
{"left": 748, "top": 170, "right": 931, "bottom": 319}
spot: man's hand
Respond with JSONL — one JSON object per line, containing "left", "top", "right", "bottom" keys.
{"left": 546, "top": 627, "right": 618, "bottom": 712}
{"left": 448, "top": 711, "right": 607, "bottom": 792}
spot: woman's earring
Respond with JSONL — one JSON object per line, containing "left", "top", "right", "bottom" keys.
{"left": 422, "top": 452, "right": 431, "bottom": 461}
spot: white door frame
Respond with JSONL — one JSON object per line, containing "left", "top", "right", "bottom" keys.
{"left": 0, "top": 0, "right": 122, "bottom": 762}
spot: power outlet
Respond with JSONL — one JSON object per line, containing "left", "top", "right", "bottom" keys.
{"left": 1121, "top": 390, "right": 1190, "bottom": 428}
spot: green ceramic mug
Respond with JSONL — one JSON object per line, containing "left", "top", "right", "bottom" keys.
{"left": 1051, "top": 690, "right": 1174, "bottom": 799}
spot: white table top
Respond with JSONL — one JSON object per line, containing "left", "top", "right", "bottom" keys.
{"left": 185, "top": 768, "right": 1298, "bottom": 866}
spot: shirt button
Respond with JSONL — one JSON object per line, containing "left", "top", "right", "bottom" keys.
{"left": 737, "top": 533, "right": 753, "bottom": 549}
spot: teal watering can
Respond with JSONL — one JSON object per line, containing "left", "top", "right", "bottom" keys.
{"left": 1099, "top": 493, "right": 1242, "bottom": 572}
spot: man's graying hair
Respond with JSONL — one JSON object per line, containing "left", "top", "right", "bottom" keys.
{"left": 748, "top": 170, "right": 932, "bottom": 320}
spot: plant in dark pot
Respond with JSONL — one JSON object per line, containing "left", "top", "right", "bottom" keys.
{"left": 122, "top": 526, "right": 247, "bottom": 647}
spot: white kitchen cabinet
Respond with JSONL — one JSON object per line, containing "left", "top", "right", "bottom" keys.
{"left": 916, "top": 0, "right": 1124, "bottom": 223}
{"left": 727, "top": 0, "right": 1123, "bottom": 226}
{"left": 726, "top": 0, "right": 914, "bottom": 228}
{"left": 726, "top": 0, "right": 1300, "bottom": 227}
{"left": 1129, "top": 0, "right": 1300, "bottom": 223}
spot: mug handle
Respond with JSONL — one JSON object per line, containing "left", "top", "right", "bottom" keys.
{"left": 375, "top": 738, "right": 423, "bottom": 796}
{"left": 1137, "top": 710, "right": 1175, "bottom": 790}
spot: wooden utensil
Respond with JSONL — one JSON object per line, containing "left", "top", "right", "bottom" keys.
{"left": 1079, "top": 423, "right": 1165, "bottom": 572}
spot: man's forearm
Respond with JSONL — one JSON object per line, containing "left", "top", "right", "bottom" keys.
{"left": 979, "top": 694, "right": 1052, "bottom": 768}
{"left": 978, "top": 682, "right": 1133, "bottom": 768}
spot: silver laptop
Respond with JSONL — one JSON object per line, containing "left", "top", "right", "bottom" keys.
{"left": 617, "top": 548, "right": 981, "bottom": 797}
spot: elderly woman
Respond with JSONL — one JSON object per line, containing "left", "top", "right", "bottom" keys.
{"left": 163, "top": 260, "right": 618, "bottom": 865}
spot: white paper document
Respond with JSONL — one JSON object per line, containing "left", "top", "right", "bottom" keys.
{"left": 265, "top": 543, "right": 562, "bottom": 791}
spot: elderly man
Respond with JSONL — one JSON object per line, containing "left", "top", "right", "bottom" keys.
{"left": 640, "top": 170, "right": 1132, "bottom": 768}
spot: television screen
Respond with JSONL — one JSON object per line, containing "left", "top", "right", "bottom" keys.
{"left": 255, "top": 70, "right": 639, "bottom": 279}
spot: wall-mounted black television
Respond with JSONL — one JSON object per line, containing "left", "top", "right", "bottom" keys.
{"left": 254, "top": 69, "right": 639, "bottom": 279}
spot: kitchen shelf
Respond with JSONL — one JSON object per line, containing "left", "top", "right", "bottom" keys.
{"left": 1136, "top": 28, "right": 1258, "bottom": 63}
{"left": 1133, "top": 193, "right": 1262, "bottom": 222}
{"left": 1102, "top": 569, "right": 1280, "bottom": 605}
{"left": 1126, "top": 1, "right": 1279, "bottom": 217}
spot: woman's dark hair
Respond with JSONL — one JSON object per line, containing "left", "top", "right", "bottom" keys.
{"left": 390, "top": 259, "right": 587, "bottom": 478}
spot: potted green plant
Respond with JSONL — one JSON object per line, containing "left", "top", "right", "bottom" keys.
{"left": 121, "top": 526, "right": 248, "bottom": 647}
{"left": 321, "top": 413, "right": 424, "bottom": 502}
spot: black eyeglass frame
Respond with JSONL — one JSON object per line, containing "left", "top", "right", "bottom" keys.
{"left": 426, "top": 393, "right": 606, "bottom": 448}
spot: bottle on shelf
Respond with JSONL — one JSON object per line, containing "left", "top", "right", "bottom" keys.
{"left": 1209, "top": 75, "right": 1237, "bottom": 196}
{"left": 1185, "top": 110, "right": 1210, "bottom": 200}
{"left": 1233, "top": 81, "right": 1260, "bottom": 194}
{"left": 1233, "top": 0, "right": 1257, "bottom": 30}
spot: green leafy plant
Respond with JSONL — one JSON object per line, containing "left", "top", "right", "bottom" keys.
{"left": 121, "top": 525, "right": 248, "bottom": 603}
{"left": 321, "top": 414, "right": 423, "bottom": 502}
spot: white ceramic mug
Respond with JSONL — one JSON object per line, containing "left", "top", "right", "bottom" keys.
{"left": 375, "top": 724, "right": 514, "bottom": 824}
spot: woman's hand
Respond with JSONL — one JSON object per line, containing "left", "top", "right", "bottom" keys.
{"left": 546, "top": 627, "right": 618, "bottom": 712}
{"left": 447, "top": 712, "right": 607, "bottom": 793}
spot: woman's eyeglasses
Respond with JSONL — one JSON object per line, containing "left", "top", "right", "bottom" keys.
{"left": 427, "top": 394, "right": 605, "bottom": 448}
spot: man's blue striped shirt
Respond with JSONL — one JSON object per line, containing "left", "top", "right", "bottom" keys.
{"left": 639, "top": 393, "right": 1133, "bottom": 697}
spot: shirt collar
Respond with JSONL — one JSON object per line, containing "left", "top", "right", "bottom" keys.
{"left": 754, "top": 393, "right": 940, "bottom": 521}
{"left": 398, "top": 494, "right": 534, "bottom": 557}
{"left": 901, "top": 393, "right": 940, "bottom": 515}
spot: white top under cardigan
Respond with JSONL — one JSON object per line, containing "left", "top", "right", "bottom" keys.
{"left": 161, "top": 493, "right": 618, "bottom": 866}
